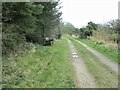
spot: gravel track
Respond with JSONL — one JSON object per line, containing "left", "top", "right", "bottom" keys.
{"left": 65, "top": 38, "right": 97, "bottom": 88}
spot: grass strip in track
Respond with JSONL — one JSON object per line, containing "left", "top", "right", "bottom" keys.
{"left": 74, "top": 38, "right": 118, "bottom": 63}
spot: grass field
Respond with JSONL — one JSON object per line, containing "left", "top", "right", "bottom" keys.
{"left": 74, "top": 38, "right": 118, "bottom": 63}
{"left": 69, "top": 38, "right": 118, "bottom": 88}
{"left": 2, "top": 39, "right": 75, "bottom": 88}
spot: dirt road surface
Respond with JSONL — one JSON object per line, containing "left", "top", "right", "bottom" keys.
{"left": 65, "top": 38, "right": 97, "bottom": 88}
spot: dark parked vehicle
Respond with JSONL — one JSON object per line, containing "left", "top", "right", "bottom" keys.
{"left": 43, "top": 37, "right": 54, "bottom": 46}
{"left": 50, "top": 38, "right": 54, "bottom": 44}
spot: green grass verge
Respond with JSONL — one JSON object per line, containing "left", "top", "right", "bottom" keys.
{"left": 2, "top": 39, "right": 75, "bottom": 88}
{"left": 74, "top": 38, "right": 118, "bottom": 63}
{"left": 69, "top": 38, "right": 118, "bottom": 88}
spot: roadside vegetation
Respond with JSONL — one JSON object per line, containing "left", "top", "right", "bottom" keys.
{"left": 72, "top": 20, "right": 119, "bottom": 44}
{"left": 2, "top": 1, "right": 66, "bottom": 88}
{"left": 2, "top": 39, "right": 75, "bottom": 88}
{"left": 69, "top": 38, "right": 118, "bottom": 88}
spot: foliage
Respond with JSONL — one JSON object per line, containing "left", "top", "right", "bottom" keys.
{"left": 95, "top": 40, "right": 105, "bottom": 45}
{"left": 76, "top": 19, "right": 119, "bottom": 44}
{"left": 60, "top": 22, "right": 75, "bottom": 35}
{"left": 72, "top": 28, "right": 79, "bottom": 35}
{"left": 2, "top": 1, "right": 62, "bottom": 57}
{"left": 33, "top": 2, "right": 62, "bottom": 39}
{"left": 73, "top": 21, "right": 98, "bottom": 39}
{"left": 91, "top": 19, "right": 119, "bottom": 43}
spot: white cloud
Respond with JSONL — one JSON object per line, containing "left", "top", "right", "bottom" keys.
{"left": 60, "top": 0, "right": 119, "bottom": 28}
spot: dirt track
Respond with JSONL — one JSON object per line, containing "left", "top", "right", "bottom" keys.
{"left": 65, "top": 38, "right": 97, "bottom": 88}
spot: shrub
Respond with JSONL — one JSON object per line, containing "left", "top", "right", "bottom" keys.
{"left": 96, "top": 40, "right": 105, "bottom": 45}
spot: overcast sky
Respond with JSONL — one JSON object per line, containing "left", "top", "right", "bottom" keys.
{"left": 60, "top": 0, "right": 119, "bottom": 28}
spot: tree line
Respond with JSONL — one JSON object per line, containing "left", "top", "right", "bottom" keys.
{"left": 2, "top": 1, "right": 62, "bottom": 57}
{"left": 61, "top": 20, "right": 119, "bottom": 44}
